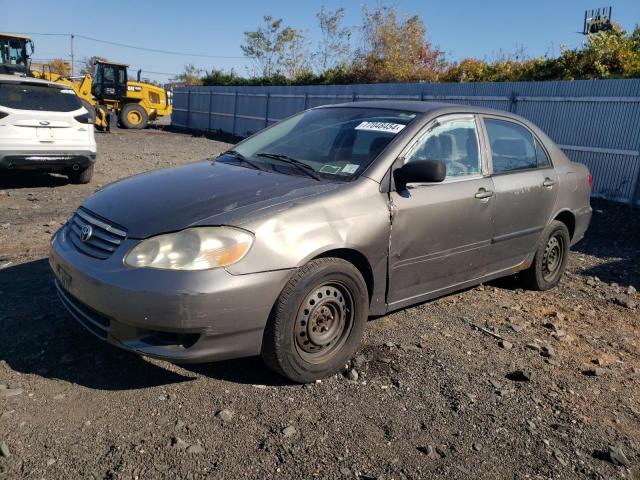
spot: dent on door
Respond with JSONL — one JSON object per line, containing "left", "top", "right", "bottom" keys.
{"left": 387, "top": 177, "right": 495, "bottom": 307}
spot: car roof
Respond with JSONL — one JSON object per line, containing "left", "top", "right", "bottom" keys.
{"left": 0, "top": 73, "right": 69, "bottom": 89}
{"left": 321, "top": 99, "right": 517, "bottom": 118}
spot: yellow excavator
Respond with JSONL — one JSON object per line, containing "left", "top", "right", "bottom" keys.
{"left": 0, "top": 33, "right": 172, "bottom": 131}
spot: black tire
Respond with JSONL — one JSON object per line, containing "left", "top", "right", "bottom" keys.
{"left": 262, "top": 258, "right": 369, "bottom": 383}
{"left": 68, "top": 165, "right": 94, "bottom": 184}
{"left": 521, "top": 220, "right": 570, "bottom": 291}
{"left": 119, "top": 103, "right": 148, "bottom": 129}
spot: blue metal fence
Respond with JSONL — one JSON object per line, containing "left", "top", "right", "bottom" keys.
{"left": 172, "top": 80, "right": 640, "bottom": 206}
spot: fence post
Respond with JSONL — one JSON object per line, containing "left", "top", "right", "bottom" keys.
{"left": 509, "top": 91, "right": 518, "bottom": 113}
{"left": 631, "top": 154, "right": 640, "bottom": 208}
{"left": 264, "top": 93, "right": 270, "bottom": 128}
{"left": 303, "top": 92, "right": 308, "bottom": 109}
{"left": 186, "top": 90, "right": 191, "bottom": 129}
{"left": 352, "top": 92, "right": 357, "bottom": 102}
{"left": 231, "top": 92, "right": 238, "bottom": 137}
{"left": 207, "top": 91, "right": 213, "bottom": 132}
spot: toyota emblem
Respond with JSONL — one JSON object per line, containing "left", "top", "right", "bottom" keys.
{"left": 80, "top": 225, "right": 93, "bottom": 242}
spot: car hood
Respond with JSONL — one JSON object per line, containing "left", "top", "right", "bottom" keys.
{"left": 82, "top": 160, "right": 340, "bottom": 238}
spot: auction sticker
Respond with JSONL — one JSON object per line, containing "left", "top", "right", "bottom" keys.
{"left": 355, "top": 121, "right": 406, "bottom": 134}
{"left": 341, "top": 164, "right": 359, "bottom": 174}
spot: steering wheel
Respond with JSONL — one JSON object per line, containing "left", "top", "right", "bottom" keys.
{"left": 447, "top": 161, "right": 468, "bottom": 177}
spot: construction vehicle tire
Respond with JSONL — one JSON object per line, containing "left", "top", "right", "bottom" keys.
{"left": 119, "top": 103, "right": 148, "bottom": 129}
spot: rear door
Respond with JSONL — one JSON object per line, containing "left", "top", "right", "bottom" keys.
{"left": 387, "top": 114, "right": 495, "bottom": 307}
{"left": 482, "top": 116, "right": 559, "bottom": 273}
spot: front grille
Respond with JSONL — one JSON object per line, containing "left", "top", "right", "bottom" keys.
{"left": 68, "top": 208, "right": 127, "bottom": 259}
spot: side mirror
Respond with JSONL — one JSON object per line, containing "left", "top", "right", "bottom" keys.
{"left": 394, "top": 160, "right": 446, "bottom": 190}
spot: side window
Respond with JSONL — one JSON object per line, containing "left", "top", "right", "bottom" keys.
{"left": 535, "top": 139, "right": 551, "bottom": 168}
{"left": 405, "top": 117, "right": 481, "bottom": 178}
{"left": 485, "top": 118, "right": 537, "bottom": 173}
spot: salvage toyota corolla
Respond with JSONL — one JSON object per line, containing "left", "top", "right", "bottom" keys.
{"left": 50, "top": 101, "right": 592, "bottom": 382}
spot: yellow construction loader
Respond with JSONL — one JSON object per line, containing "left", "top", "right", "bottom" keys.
{"left": 1, "top": 33, "right": 172, "bottom": 130}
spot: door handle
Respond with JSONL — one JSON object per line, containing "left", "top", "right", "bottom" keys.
{"left": 543, "top": 178, "right": 557, "bottom": 188}
{"left": 474, "top": 189, "right": 494, "bottom": 200}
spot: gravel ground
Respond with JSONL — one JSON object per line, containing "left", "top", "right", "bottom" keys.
{"left": 0, "top": 128, "right": 639, "bottom": 479}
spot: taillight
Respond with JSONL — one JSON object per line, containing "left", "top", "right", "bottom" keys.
{"left": 587, "top": 173, "right": 593, "bottom": 188}
{"left": 74, "top": 112, "right": 93, "bottom": 124}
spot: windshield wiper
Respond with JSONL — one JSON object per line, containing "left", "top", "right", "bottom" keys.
{"left": 256, "top": 152, "right": 321, "bottom": 181}
{"left": 219, "top": 150, "right": 269, "bottom": 172}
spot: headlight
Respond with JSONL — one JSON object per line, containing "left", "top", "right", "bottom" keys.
{"left": 124, "top": 227, "right": 253, "bottom": 270}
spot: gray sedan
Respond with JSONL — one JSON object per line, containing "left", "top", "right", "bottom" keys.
{"left": 49, "top": 101, "right": 592, "bottom": 383}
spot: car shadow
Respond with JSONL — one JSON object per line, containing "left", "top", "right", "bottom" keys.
{"left": 182, "top": 359, "right": 293, "bottom": 387}
{"left": 0, "top": 171, "right": 70, "bottom": 190}
{"left": 572, "top": 199, "right": 639, "bottom": 289}
{"left": 0, "top": 259, "right": 193, "bottom": 390}
{"left": 0, "top": 258, "right": 291, "bottom": 389}
{"left": 161, "top": 125, "right": 242, "bottom": 145}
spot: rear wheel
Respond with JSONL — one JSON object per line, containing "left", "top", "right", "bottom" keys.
{"left": 262, "top": 258, "right": 369, "bottom": 383}
{"left": 68, "top": 165, "right": 93, "bottom": 184}
{"left": 119, "top": 103, "right": 148, "bottom": 129}
{"left": 521, "top": 220, "right": 570, "bottom": 291}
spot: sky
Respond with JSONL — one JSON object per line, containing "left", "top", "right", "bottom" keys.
{"left": 1, "top": 0, "right": 639, "bottom": 84}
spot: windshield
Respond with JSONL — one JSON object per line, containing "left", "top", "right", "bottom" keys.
{"left": 0, "top": 37, "right": 28, "bottom": 66}
{"left": 0, "top": 82, "right": 82, "bottom": 111}
{"left": 221, "top": 107, "right": 418, "bottom": 181}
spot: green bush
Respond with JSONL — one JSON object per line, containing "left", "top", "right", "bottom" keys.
{"left": 196, "top": 24, "right": 640, "bottom": 86}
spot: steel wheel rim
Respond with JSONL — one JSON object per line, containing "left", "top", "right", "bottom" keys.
{"left": 542, "top": 233, "right": 564, "bottom": 281}
{"left": 294, "top": 282, "right": 354, "bottom": 364}
{"left": 128, "top": 110, "right": 141, "bottom": 125}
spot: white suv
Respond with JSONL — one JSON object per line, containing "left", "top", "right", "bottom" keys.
{"left": 0, "top": 74, "right": 96, "bottom": 183}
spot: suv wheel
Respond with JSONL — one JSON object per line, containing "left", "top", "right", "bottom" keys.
{"left": 521, "top": 220, "right": 570, "bottom": 291}
{"left": 68, "top": 165, "right": 94, "bottom": 184}
{"left": 262, "top": 258, "right": 369, "bottom": 383}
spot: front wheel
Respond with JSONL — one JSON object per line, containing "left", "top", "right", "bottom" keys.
{"left": 521, "top": 220, "right": 570, "bottom": 291}
{"left": 119, "top": 103, "right": 148, "bottom": 129}
{"left": 261, "top": 258, "right": 369, "bottom": 383}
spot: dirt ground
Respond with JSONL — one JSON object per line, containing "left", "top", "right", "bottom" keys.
{"left": 1, "top": 128, "right": 639, "bottom": 480}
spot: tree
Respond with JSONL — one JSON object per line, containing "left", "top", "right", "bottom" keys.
{"left": 278, "top": 27, "right": 310, "bottom": 78}
{"left": 355, "top": 5, "right": 445, "bottom": 82}
{"left": 241, "top": 16, "right": 309, "bottom": 78}
{"left": 314, "top": 7, "right": 352, "bottom": 72}
{"left": 172, "top": 64, "right": 205, "bottom": 86}
{"left": 45, "top": 59, "right": 70, "bottom": 77}
{"left": 80, "top": 56, "right": 107, "bottom": 76}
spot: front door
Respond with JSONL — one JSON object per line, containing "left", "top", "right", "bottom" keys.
{"left": 92, "top": 63, "right": 127, "bottom": 101}
{"left": 387, "top": 115, "right": 495, "bottom": 307}
{"left": 482, "top": 116, "right": 559, "bottom": 273}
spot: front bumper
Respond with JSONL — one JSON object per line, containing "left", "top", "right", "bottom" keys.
{"left": 49, "top": 224, "right": 293, "bottom": 363}
{"left": 0, "top": 150, "right": 96, "bottom": 171}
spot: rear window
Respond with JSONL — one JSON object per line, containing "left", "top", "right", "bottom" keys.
{"left": 0, "top": 82, "right": 82, "bottom": 112}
